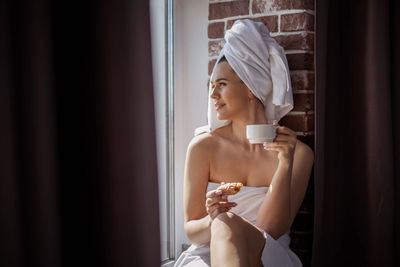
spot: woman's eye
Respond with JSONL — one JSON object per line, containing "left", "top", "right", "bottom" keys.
{"left": 211, "top": 82, "right": 226, "bottom": 89}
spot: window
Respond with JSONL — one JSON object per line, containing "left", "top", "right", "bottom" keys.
{"left": 151, "top": 0, "right": 208, "bottom": 265}
{"left": 172, "top": 0, "right": 209, "bottom": 262}
{"left": 150, "top": 0, "right": 175, "bottom": 265}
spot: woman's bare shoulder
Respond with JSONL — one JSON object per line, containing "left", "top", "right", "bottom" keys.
{"left": 295, "top": 139, "right": 314, "bottom": 155}
{"left": 188, "top": 132, "right": 218, "bottom": 153}
{"left": 294, "top": 139, "right": 314, "bottom": 166}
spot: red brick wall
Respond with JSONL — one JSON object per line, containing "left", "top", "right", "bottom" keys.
{"left": 207, "top": 1, "right": 315, "bottom": 266}
{"left": 208, "top": 0, "right": 315, "bottom": 150}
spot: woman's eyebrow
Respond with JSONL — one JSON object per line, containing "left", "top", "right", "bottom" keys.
{"left": 211, "top": 78, "right": 228, "bottom": 83}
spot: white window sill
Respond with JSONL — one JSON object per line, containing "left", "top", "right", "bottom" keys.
{"left": 161, "top": 260, "right": 175, "bottom": 267}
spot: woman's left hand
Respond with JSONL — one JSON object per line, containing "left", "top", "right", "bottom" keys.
{"left": 263, "top": 120, "right": 297, "bottom": 164}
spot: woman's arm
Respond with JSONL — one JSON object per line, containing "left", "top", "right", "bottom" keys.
{"left": 183, "top": 135, "right": 237, "bottom": 246}
{"left": 184, "top": 216, "right": 212, "bottom": 246}
{"left": 183, "top": 135, "right": 213, "bottom": 246}
{"left": 256, "top": 160, "right": 293, "bottom": 240}
{"left": 256, "top": 123, "right": 314, "bottom": 240}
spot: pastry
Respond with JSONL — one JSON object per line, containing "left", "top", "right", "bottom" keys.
{"left": 216, "top": 182, "right": 243, "bottom": 195}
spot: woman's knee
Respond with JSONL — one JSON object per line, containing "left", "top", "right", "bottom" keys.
{"left": 211, "top": 212, "right": 242, "bottom": 236}
{"left": 213, "top": 213, "right": 265, "bottom": 252}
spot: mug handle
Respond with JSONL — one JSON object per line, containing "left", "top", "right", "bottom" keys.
{"left": 273, "top": 125, "right": 279, "bottom": 136}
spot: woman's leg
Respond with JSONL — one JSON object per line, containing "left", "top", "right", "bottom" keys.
{"left": 210, "top": 212, "right": 266, "bottom": 267}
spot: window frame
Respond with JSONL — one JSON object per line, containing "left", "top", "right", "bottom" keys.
{"left": 165, "top": 0, "right": 175, "bottom": 262}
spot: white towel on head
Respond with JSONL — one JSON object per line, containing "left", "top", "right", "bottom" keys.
{"left": 197, "top": 19, "right": 293, "bottom": 135}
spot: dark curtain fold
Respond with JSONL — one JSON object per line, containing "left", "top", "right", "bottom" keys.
{"left": 0, "top": 0, "right": 161, "bottom": 266}
{"left": 314, "top": 0, "right": 400, "bottom": 266}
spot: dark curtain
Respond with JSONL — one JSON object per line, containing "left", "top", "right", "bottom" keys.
{"left": 0, "top": 0, "right": 160, "bottom": 266}
{"left": 313, "top": 0, "right": 400, "bottom": 266}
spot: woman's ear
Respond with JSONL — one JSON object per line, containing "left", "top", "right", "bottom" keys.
{"left": 247, "top": 89, "right": 256, "bottom": 101}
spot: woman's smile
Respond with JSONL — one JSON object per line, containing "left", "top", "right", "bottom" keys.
{"left": 215, "top": 104, "right": 225, "bottom": 110}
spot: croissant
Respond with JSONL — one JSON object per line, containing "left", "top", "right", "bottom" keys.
{"left": 216, "top": 182, "right": 243, "bottom": 195}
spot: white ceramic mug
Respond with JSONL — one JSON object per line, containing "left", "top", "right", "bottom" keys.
{"left": 246, "top": 124, "right": 279, "bottom": 144}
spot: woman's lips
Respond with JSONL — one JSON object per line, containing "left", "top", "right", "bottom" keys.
{"left": 215, "top": 104, "right": 225, "bottom": 110}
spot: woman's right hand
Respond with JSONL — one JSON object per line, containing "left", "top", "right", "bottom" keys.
{"left": 205, "top": 189, "right": 237, "bottom": 220}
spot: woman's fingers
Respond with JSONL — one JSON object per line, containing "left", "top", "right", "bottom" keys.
{"left": 209, "top": 207, "right": 223, "bottom": 220}
{"left": 263, "top": 144, "right": 283, "bottom": 152}
{"left": 205, "top": 189, "right": 238, "bottom": 219}
{"left": 273, "top": 134, "right": 294, "bottom": 142}
{"left": 265, "top": 141, "right": 289, "bottom": 147}
{"left": 276, "top": 125, "right": 296, "bottom": 136}
{"left": 273, "top": 120, "right": 296, "bottom": 136}
{"left": 206, "top": 189, "right": 223, "bottom": 199}
{"left": 206, "top": 196, "right": 237, "bottom": 219}
{"left": 263, "top": 142, "right": 294, "bottom": 151}
{"left": 206, "top": 198, "right": 236, "bottom": 211}
{"left": 208, "top": 204, "right": 226, "bottom": 219}
{"left": 206, "top": 195, "right": 226, "bottom": 207}
{"left": 208, "top": 204, "right": 235, "bottom": 220}
{"left": 268, "top": 141, "right": 296, "bottom": 149}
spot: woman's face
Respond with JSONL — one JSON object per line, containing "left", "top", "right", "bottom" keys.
{"left": 210, "top": 61, "right": 251, "bottom": 120}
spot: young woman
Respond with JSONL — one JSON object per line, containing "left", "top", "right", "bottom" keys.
{"left": 174, "top": 19, "right": 314, "bottom": 267}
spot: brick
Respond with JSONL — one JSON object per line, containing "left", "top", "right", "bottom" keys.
{"left": 290, "top": 70, "right": 314, "bottom": 91}
{"left": 227, "top": 16, "right": 278, "bottom": 32}
{"left": 208, "top": 59, "right": 217, "bottom": 75}
{"left": 281, "top": 12, "right": 314, "bottom": 32}
{"left": 307, "top": 72, "right": 315, "bottom": 90}
{"left": 280, "top": 114, "right": 314, "bottom": 132}
{"left": 273, "top": 32, "right": 314, "bottom": 51}
{"left": 293, "top": 93, "right": 314, "bottom": 112}
{"left": 306, "top": 113, "right": 314, "bottom": 131}
{"left": 208, "top": 22, "right": 225, "bottom": 39}
{"left": 286, "top": 53, "right": 314, "bottom": 70}
{"left": 306, "top": 32, "right": 314, "bottom": 50}
{"left": 209, "top": 0, "right": 249, "bottom": 20}
{"left": 208, "top": 39, "right": 225, "bottom": 57}
{"left": 252, "top": 0, "right": 314, "bottom": 13}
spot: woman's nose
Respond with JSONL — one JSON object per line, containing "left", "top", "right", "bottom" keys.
{"left": 210, "top": 85, "right": 219, "bottom": 99}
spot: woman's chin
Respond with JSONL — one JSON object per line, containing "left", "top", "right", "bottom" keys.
{"left": 216, "top": 113, "right": 229, "bottom": 120}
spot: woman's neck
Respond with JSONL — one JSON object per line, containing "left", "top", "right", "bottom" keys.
{"left": 230, "top": 102, "right": 268, "bottom": 152}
